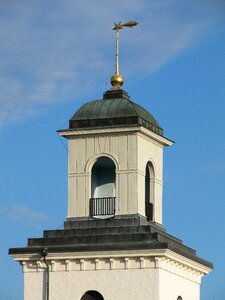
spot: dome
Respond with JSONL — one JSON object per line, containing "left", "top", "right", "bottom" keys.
{"left": 69, "top": 89, "right": 163, "bottom": 136}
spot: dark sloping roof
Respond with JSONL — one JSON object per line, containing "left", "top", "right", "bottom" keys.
{"left": 9, "top": 215, "right": 213, "bottom": 269}
{"left": 69, "top": 89, "right": 163, "bottom": 136}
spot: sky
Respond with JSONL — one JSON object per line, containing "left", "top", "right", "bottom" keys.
{"left": 0, "top": 0, "right": 225, "bottom": 299}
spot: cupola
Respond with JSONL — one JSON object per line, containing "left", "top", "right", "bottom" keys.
{"left": 59, "top": 87, "right": 173, "bottom": 224}
{"left": 69, "top": 89, "right": 163, "bottom": 136}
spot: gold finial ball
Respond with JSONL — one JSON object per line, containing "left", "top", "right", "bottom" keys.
{"left": 110, "top": 73, "right": 124, "bottom": 88}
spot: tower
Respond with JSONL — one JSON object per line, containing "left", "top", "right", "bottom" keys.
{"left": 9, "top": 22, "right": 212, "bottom": 300}
{"left": 64, "top": 87, "right": 170, "bottom": 224}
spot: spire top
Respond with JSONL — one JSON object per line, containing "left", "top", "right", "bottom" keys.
{"left": 110, "top": 21, "right": 138, "bottom": 88}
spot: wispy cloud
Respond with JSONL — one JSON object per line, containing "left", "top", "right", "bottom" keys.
{"left": 0, "top": 0, "right": 224, "bottom": 127}
{"left": 3, "top": 204, "right": 48, "bottom": 227}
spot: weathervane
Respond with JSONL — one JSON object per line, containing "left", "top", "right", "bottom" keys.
{"left": 110, "top": 21, "right": 138, "bottom": 88}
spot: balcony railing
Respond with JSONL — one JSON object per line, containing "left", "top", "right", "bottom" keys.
{"left": 145, "top": 202, "right": 153, "bottom": 221}
{"left": 90, "top": 197, "right": 116, "bottom": 216}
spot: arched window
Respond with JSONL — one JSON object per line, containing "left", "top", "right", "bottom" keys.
{"left": 177, "top": 297, "right": 183, "bottom": 300}
{"left": 145, "top": 162, "right": 155, "bottom": 221}
{"left": 81, "top": 290, "right": 104, "bottom": 300}
{"left": 90, "top": 157, "right": 116, "bottom": 217}
{"left": 91, "top": 157, "right": 115, "bottom": 198}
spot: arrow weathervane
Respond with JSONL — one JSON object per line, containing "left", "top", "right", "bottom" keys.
{"left": 111, "top": 21, "right": 138, "bottom": 88}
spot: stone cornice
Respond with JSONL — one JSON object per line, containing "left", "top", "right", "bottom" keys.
{"left": 11, "top": 248, "right": 211, "bottom": 283}
{"left": 58, "top": 126, "right": 173, "bottom": 147}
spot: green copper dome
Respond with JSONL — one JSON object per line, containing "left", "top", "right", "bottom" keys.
{"left": 69, "top": 89, "right": 163, "bottom": 136}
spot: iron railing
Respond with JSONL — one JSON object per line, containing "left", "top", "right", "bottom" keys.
{"left": 90, "top": 197, "right": 116, "bottom": 216}
{"left": 145, "top": 202, "right": 153, "bottom": 221}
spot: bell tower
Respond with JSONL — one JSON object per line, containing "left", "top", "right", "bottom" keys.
{"left": 9, "top": 22, "right": 212, "bottom": 300}
{"left": 59, "top": 21, "right": 173, "bottom": 224}
{"left": 59, "top": 88, "right": 172, "bottom": 224}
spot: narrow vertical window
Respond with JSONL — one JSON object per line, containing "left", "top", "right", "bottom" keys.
{"left": 145, "top": 162, "right": 155, "bottom": 221}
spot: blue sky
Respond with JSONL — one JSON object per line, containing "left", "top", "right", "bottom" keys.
{"left": 0, "top": 1, "right": 225, "bottom": 299}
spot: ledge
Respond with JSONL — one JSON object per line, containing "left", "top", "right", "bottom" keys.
{"left": 9, "top": 215, "right": 212, "bottom": 270}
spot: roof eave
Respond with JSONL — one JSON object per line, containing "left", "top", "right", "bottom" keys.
{"left": 57, "top": 126, "right": 174, "bottom": 146}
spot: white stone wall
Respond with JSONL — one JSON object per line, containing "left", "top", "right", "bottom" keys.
{"left": 20, "top": 251, "right": 207, "bottom": 300}
{"left": 137, "top": 132, "right": 163, "bottom": 223}
{"left": 68, "top": 132, "right": 139, "bottom": 217}
{"left": 159, "top": 269, "right": 199, "bottom": 300}
{"left": 24, "top": 272, "right": 44, "bottom": 300}
{"left": 24, "top": 269, "right": 158, "bottom": 300}
{"left": 65, "top": 127, "right": 171, "bottom": 223}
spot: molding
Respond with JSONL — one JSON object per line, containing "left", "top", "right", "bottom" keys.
{"left": 68, "top": 172, "right": 90, "bottom": 178}
{"left": 68, "top": 169, "right": 163, "bottom": 182}
{"left": 140, "top": 257, "right": 145, "bottom": 269}
{"left": 51, "top": 260, "right": 56, "bottom": 272}
{"left": 85, "top": 152, "right": 120, "bottom": 173}
{"left": 58, "top": 126, "right": 173, "bottom": 147}
{"left": 12, "top": 249, "right": 211, "bottom": 283}
{"left": 109, "top": 258, "right": 115, "bottom": 270}
{"left": 65, "top": 259, "right": 70, "bottom": 271}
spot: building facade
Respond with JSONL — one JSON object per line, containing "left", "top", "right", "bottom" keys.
{"left": 9, "top": 88, "right": 212, "bottom": 300}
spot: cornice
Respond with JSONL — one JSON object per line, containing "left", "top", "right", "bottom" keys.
{"left": 11, "top": 248, "right": 211, "bottom": 283}
{"left": 58, "top": 126, "right": 173, "bottom": 147}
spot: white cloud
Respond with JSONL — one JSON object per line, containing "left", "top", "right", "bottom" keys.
{"left": 4, "top": 204, "right": 48, "bottom": 227}
{"left": 0, "top": 0, "right": 224, "bottom": 127}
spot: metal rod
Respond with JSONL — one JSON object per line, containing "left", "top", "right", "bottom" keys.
{"left": 43, "top": 256, "right": 49, "bottom": 300}
{"left": 113, "top": 21, "right": 138, "bottom": 77}
{"left": 41, "top": 248, "right": 49, "bottom": 300}
{"left": 115, "top": 29, "right": 119, "bottom": 75}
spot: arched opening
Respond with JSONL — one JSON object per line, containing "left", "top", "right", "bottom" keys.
{"left": 90, "top": 157, "right": 116, "bottom": 217}
{"left": 81, "top": 290, "right": 104, "bottom": 300}
{"left": 91, "top": 157, "right": 116, "bottom": 198}
{"left": 145, "top": 162, "right": 155, "bottom": 221}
